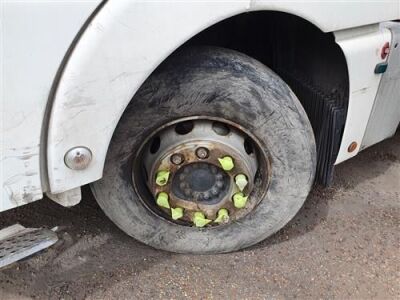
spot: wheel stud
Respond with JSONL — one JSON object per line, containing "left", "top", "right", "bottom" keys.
{"left": 235, "top": 174, "right": 248, "bottom": 191}
{"left": 171, "top": 207, "right": 184, "bottom": 220}
{"left": 214, "top": 208, "right": 229, "bottom": 223}
{"left": 232, "top": 192, "right": 248, "bottom": 209}
{"left": 218, "top": 156, "right": 234, "bottom": 171}
{"left": 156, "top": 192, "right": 170, "bottom": 209}
{"left": 196, "top": 147, "right": 209, "bottom": 159}
{"left": 202, "top": 192, "right": 210, "bottom": 200}
{"left": 193, "top": 212, "right": 212, "bottom": 228}
{"left": 170, "top": 153, "right": 184, "bottom": 165}
{"left": 155, "top": 170, "right": 170, "bottom": 186}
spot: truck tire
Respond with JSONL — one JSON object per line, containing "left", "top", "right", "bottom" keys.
{"left": 91, "top": 46, "right": 316, "bottom": 254}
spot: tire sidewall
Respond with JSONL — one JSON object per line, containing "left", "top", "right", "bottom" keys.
{"left": 92, "top": 47, "right": 316, "bottom": 254}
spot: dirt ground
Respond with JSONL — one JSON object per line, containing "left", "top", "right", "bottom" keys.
{"left": 0, "top": 132, "right": 399, "bottom": 300}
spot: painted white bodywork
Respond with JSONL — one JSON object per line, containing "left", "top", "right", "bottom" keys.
{"left": 1, "top": 0, "right": 399, "bottom": 211}
{"left": 334, "top": 25, "right": 392, "bottom": 163}
{"left": 1, "top": 0, "right": 100, "bottom": 211}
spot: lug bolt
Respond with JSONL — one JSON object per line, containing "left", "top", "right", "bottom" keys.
{"left": 156, "top": 192, "right": 170, "bottom": 209}
{"left": 171, "top": 207, "right": 184, "bottom": 220}
{"left": 156, "top": 170, "right": 170, "bottom": 186}
{"left": 235, "top": 174, "right": 248, "bottom": 191}
{"left": 171, "top": 153, "right": 184, "bottom": 165}
{"left": 218, "top": 156, "right": 234, "bottom": 171}
{"left": 232, "top": 192, "right": 248, "bottom": 209}
{"left": 214, "top": 208, "right": 229, "bottom": 223}
{"left": 211, "top": 187, "right": 219, "bottom": 196}
{"left": 196, "top": 147, "right": 209, "bottom": 159}
{"left": 193, "top": 212, "right": 212, "bottom": 228}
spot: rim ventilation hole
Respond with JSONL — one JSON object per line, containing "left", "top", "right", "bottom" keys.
{"left": 212, "top": 121, "right": 230, "bottom": 136}
{"left": 254, "top": 168, "right": 262, "bottom": 184}
{"left": 149, "top": 136, "right": 161, "bottom": 154}
{"left": 244, "top": 137, "right": 254, "bottom": 155}
{"left": 175, "top": 121, "right": 194, "bottom": 135}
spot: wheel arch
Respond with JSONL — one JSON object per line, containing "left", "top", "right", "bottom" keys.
{"left": 47, "top": 1, "right": 389, "bottom": 193}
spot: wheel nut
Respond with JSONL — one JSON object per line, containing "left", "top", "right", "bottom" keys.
{"left": 196, "top": 147, "right": 209, "bottom": 159}
{"left": 211, "top": 187, "right": 219, "bottom": 195}
{"left": 171, "top": 153, "right": 184, "bottom": 165}
{"left": 193, "top": 212, "right": 212, "bottom": 228}
{"left": 235, "top": 174, "right": 248, "bottom": 191}
{"left": 216, "top": 181, "right": 223, "bottom": 188}
{"left": 232, "top": 192, "right": 248, "bottom": 209}
{"left": 156, "top": 192, "right": 170, "bottom": 209}
{"left": 156, "top": 170, "right": 170, "bottom": 186}
{"left": 218, "top": 156, "right": 234, "bottom": 171}
{"left": 171, "top": 207, "right": 184, "bottom": 220}
{"left": 214, "top": 208, "right": 229, "bottom": 223}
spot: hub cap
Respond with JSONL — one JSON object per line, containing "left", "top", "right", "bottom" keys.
{"left": 134, "top": 118, "right": 268, "bottom": 227}
{"left": 172, "top": 162, "right": 230, "bottom": 204}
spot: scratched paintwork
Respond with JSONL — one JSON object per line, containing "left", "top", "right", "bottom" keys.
{"left": 1, "top": 1, "right": 100, "bottom": 211}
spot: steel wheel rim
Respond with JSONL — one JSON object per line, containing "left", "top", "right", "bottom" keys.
{"left": 132, "top": 116, "right": 271, "bottom": 228}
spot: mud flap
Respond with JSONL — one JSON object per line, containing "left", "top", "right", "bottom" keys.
{"left": 277, "top": 69, "right": 347, "bottom": 186}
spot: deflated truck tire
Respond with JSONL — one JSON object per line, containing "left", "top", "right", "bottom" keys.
{"left": 91, "top": 47, "right": 316, "bottom": 254}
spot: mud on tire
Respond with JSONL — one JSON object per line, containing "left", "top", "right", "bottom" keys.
{"left": 91, "top": 47, "right": 316, "bottom": 254}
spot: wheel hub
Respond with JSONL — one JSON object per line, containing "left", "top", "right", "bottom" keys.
{"left": 137, "top": 118, "right": 265, "bottom": 227}
{"left": 171, "top": 162, "right": 230, "bottom": 204}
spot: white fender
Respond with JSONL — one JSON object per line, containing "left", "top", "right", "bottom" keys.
{"left": 47, "top": 0, "right": 398, "bottom": 193}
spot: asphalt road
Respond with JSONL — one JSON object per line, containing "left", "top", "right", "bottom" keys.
{"left": 0, "top": 133, "right": 399, "bottom": 300}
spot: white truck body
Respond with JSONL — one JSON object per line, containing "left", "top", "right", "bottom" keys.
{"left": 1, "top": 0, "right": 400, "bottom": 212}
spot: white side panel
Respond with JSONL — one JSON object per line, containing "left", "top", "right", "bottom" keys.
{"left": 47, "top": 0, "right": 399, "bottom": 193}
{"left": 361, "top": 22, "right": 400, "bottom": 149}
{"left": 334, "top": 25, "right": 391, "bottom": 164}
{"left": 1, "top": 1, "right": 100, "bottom": 211}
